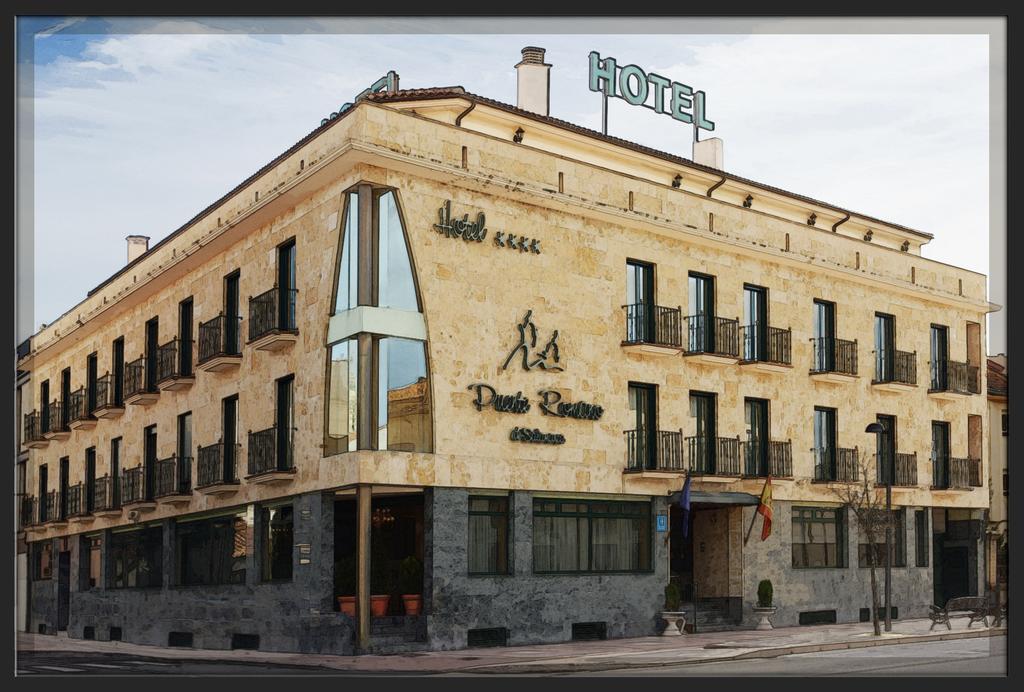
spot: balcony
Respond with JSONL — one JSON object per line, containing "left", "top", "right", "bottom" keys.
{"left": 621, "top": 304, "right": 683, "bottom": 355}
{"left": 120, "top": 465, "right": 156, "bottom": 511}
{"left": 92, "top": 475, "right": 121, "bottom": 518}
{"left": 877, "top": 451, "right": 918, "bottom": 487}
{"left": 156, "top": 338, "right": 195, "bottom": 392}
{"left": 742, "top": 439, "right": 793, "bottom": 478}
{"left": 20, "top": 496, "right": 38, "bottom": 530}
{"left": 928, "top": 360, "right": 981, "bottom": 400}
{"left": 932, "top": 456, "right": 983, "bottom": 490}
{"left": 739, "top": 325, "right": 792, "bottom": 373}
{"left": 92, "top": 373, "right": 125, "bottom": 419}
{"left": 809, "top": 337, "right": 859, "bottom": 383}
{"left": 813, "top": 447, "right": 860, "bottom": 483}
{"left": 23, "top": 411, "right": 48, "bottom": 449}
{"left": 68, "top": 387, "right": 97, "bottom": 431}
{"left": 683, "top": 315, "right": 740, "bottom": 365}
{"left": 197, "top": 314, "right": 243, "bottom": 372}
{"left": 196, "top": 442, "right": 241, "bottom": 495}
{"left": 45, "top": 490, "right": 67, "bottom": 525}
{"left": 154, "top": 455, "right": 193, "bottom": 505}
{"left": 872, "top": 349, "right": 917, "bottom": 392}
{"left": 686, "top": 435, "right": 741, "bottom": 477}
{"left": 246, "top": 426, "right": 297, "bottom": 484}
{"left": 124, "top": 357, "right": 159, "bottom": 406}
{"left": 43, "top": 401, "right": 70, "bottom": 441}
{"left": 248, "top": 287, "right": 299, "bottom": 351}
{"left": 66, "top": 483, "right": 93, "bottom": 524}
{"left": 623, "top": 429, "right": 684, "bottom": 475}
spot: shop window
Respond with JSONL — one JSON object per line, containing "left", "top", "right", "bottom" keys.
{"left": 261, "top": 504, "right": 293, "bottom": 582}
{"left": 858, "top": 509, "right": 906, "bottom": 568}
{"left": 33, "top": 541, "right": 53, "bottom": 581}
{"left": 468, "top": 496, "right": 510, "bottom": 575}
{"left": 792, "top": 507, "right": 846, "bottom": 568}
{"left": 85, "top": 536, "right": 102, "bottom": 589}
{"left": 110, "top": 525, "right": 163, "bottom": 588}
{"left": 176, "top": 513, "right": 247, "bottom": 586}
{"left": 378, "top": 337, "right": 432, "bottom": 453}
{"left": 533, "top": 499, "right": 651, "bottom": 573}
{"left": 325, "top": 339, "right": 358, "bottom": 456}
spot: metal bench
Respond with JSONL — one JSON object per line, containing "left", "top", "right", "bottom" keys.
{"left": 928, "top": 596, "right": 993, "bottom": 630}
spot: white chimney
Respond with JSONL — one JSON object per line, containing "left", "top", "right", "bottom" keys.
{"left": 515, "top": 46, "right": 551, "bottom": 116}
{"left": 693, "top": 137, "right": 724, "bottom": 170}
{"left": 126, "top": 235, "right": 150, "bottom": 264}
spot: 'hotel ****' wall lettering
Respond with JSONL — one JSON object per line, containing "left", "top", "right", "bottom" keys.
{"left": 433, "top": 200, "right": 542, "bottom": 254}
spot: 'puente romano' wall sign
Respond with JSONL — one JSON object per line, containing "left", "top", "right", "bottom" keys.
{"left": 467, "top": 311, "right": 604, "bottom": 446}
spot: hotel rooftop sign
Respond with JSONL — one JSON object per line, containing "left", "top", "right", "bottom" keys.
{"left": 588, "top": 51, "right": 715, "bottom": 141}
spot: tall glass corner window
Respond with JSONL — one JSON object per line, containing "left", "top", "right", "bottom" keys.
{"left": 333, "top": 191, "right": 359, "bottom": 314}
{"left": 325, "top": 339, "right": 359, "bottom": 456}
{"left": 378, "top": 337, "right": 432, "bottom": 453}
{"left": 378, "top": 191, "right": 419, "bottom": 311}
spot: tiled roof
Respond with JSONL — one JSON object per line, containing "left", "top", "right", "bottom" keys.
{"left": 988, "top": 358, "right": 1008, "bottom": 397}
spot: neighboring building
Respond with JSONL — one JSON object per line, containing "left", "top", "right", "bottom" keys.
{"left": 986, "top": 355, "right": 1008, "bottom": 604}
{"left": 17, "top": 47, "right": 996, "bottom": 653}
{"left": 16, "top": 337, "right": 32, "bottom": 633}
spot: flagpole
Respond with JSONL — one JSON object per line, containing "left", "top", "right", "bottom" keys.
{"left": 744, "top": 502, "right": 759, "bottom": 546}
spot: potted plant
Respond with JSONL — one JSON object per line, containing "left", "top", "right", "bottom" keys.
{"left": 660, "top": 582, "right": 687, "bottom": 636}
{"left": 335, "top": 555, "right": 357, "bottom": 617}
{"left": 399, "top": 556, "right": 424, "bottom": 616}
{"left": 370, "top": 548, "right": 392, "bottom": 617}
{"left": 753, "top": 579, "right": 777, "bottom": 630}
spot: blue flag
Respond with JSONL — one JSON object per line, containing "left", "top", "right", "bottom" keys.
{"left": 679, "top": 473, "right": 692, "bottom": 538}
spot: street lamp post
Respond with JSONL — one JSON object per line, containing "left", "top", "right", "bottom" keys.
{"left": 866, "top": 421, "right": 892, "bottom": 633}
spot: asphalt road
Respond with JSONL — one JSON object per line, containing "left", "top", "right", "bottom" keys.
{"left": 574, "top": 635, "right": 1007, "bottom": 677}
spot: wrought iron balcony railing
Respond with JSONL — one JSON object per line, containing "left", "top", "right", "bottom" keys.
{"left": 686, "top": 435, "right": 741, "bottom": 476}
{"left": 624, "top": 429, "right": 684, "bottom": 472}
{"left": 93, "top": 372, "right": 122, "bottom": 411}
{"left": 120, "top": 465, "right": 148, "bottom": 504}
{"left": 810, "top": 337, "right": 858, "bottom": 376}
{"left": 124, "top": 357, "right": 149, "bottom": 398}
{"left": 93, "top": 474, "right": 119, "bottom": 512}
{"left": 46, "top": 399, "right": 68, "bottom": 434}
{"left": 66, "top": 483, "right": 88, "bottom": 518}
{"left": 23, "top": 411, "right": 45, "bottom": 445}
{"left": 154, "top": 455, "right": 192, "bottom": 498}
{"left": 20, "top": 496, "right": 37, "bottom": 528}
{"left": 68, "top": 386, "right": 94, "bottom": 425}
{"left": 247, "top": 426, "right": 295, "bottom": 476}
{"left": 874, "top": 349, "right": 917, "bottom": 386}
{"left": 742, "top": 439, "right": 793, "bottom": 477}
{"left": 740, "top": 325, "right": 792, "bottom": 365}
{"left": 196, "top": 442, "right": 240, "bottom": 487}
{"left": 249, "top": 287, "right": 299, "bottom": 342}
{"left": 45, "top": 489, "right": 65, "bottom": 523}
{"left": 813, "top": 446, "right": 860, "bottom": 482}
{"left": 622, "top": 303, "right": 683, "bottom": 349}
{"left": 877, "top": 451, "right": 918, "bottom": 486}
{"left": 156, "top": 338, "right": 193, "bottom": 383}
{"left": 929, "top": 359, "right": 981, "bottom": 395}
{"left": 198, "top": 314, "right": 243, "bottom": 364}
{"left": 685, "top": 315, "right": 739, "bottom": 358}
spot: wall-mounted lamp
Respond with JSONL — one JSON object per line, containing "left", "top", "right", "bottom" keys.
{"left": 864, "top": 230, "right": 873, "bottom": 242}
{"left": 900, "top": 240, "right": 910, "bottom": 252}
{"left": 513, "top": 127, "right": 525, "bottom": 144}
{"left": 672, "top": 174, "right": 683, "bottom": 189}
{"left": 807, "top": 213, "right": 817, "bottom": 227}
{"left": 742, "top": 194, "right": 753, "bottom": 208}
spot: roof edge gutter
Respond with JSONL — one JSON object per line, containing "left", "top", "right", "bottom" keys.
{"left": 832, "top": 213, "right": 851, "bottom": 233}
{"left": 706, "top": 176, "right": 727, "bottom": 198}
{"left": 455, "top": 101, "right": 476, "bottom": 127}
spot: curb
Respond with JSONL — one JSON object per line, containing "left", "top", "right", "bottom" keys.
{"left": 459, "top": 627, "right": 1007, "bottom": 675}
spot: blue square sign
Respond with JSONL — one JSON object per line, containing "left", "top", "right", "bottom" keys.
{"left": 656, "top": 513, "right": 668, "bottom": 532}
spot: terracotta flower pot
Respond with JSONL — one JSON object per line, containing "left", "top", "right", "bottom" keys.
{"left": 402, "top": 594, "right": 422, "bottom": 616}
{"left": 337, "top": 596, "right": 356, "bottom": 617}
{"left": 370, "top": 594, "right": 390, "bottom": 616}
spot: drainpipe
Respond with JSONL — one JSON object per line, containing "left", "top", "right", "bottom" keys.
{"left": 706, "top": 176, "right": 727, "bottom": 198}
{"left": 455, "top": 101, "right": 476, "bottom": 127}
{"left": 832, "top": 213, "right": 851, "bottom": 233}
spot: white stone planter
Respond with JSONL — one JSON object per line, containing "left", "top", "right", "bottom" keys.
{"left": 661, "top": 611, "right": 688, "bottom": 636}
{"left": 753, "top": 606, "right": 777, "bottom": 631}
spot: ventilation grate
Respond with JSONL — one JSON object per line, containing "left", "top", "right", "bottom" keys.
{"left": 168, "top": 631, "right": 194, "bottom": 648}
{"left": 109, "top": 626, "right": 123, "bottom": 641}
{"left": 467, "top": 627, "right": 509, "bottom": 648}
{"left": 799, "top": 610, "right": 837, "bottom": 626}
{"left": 231, "top": 633, "right": 260, "bottom": 650}
{"left": 83, "top": 626, "right": 95, "bottom": 640}
{"left": 862, "top": 606, "right": 899, "bottom": 622}
{"left": 571, "top": 622, "right": 607, "bottom": 641}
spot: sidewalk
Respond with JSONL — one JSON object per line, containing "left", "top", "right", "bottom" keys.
{"left": 17, "top": 618, "right": 1006, "bottom": 675}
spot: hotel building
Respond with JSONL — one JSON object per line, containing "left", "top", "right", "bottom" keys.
{"left": 17, "top": 47, "right": 996, "bottom": 653}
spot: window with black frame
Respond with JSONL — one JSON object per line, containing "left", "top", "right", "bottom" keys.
{"left": 110, "top": 525, "right": 163, "bottom": 588}
{"left": 84, "top": 535, "right": 102, "bottom": 589}
{"left": 260, "top": 504, "right": 293, "bottom": 582}
{"left": 176, "top": 513, "right": 248, "bottom": 586}
{"left": 915, "top": 509, "right": 929, "bottom": 567}
{"left": 858, "top": 509, "right": 906, "bottom": 568}
{"left": 792, "top": 506, "right": 845, "bottom": 568}
{"left": 468, "top": 496, "right": 510, "bottom": 575}
{"left": 33, "top": 541, "right": 53, "bottom": 580}
{"left": 533, "top": 499, "right": 651, "bottom": 574}
{"left": 626, "top": 260, "right": 655, "bottom": 343}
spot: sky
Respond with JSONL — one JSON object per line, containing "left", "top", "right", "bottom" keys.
{"left": 17, "top": 18, "right": 997, "bottom": 348}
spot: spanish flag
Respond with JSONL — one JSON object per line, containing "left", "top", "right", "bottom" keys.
{"left": 757, "top": 476, "right": 773, "bottom": 541}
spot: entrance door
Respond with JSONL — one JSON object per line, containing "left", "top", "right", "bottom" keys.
{"left": 941, "top": 546, "right": 970, "bottom": 603}
{"left": 57, "top": 551, "right": 71, "bottom": 631}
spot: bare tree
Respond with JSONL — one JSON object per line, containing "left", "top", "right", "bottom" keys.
{"left": 831, "top": 457, "right": 891, "bottom": 637}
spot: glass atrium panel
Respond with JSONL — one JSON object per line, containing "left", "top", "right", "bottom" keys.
{"left": 333, "top": 192, "right": 359, "bottom": 314}
{"left": 378, "top": 337, "right": 432, "bottom": 453}
{"left": 325, "top": 339, "right": 358, "bottom": 456}
{"left": 377, "top": 191, "right": 419, "bottom": 311}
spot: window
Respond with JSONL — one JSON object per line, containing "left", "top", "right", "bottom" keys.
{"left": 176, "top": 513, "right": 248, "bottom": 586}
{"left": 325, "top": 339, "right": 358, "bottom": 456}
{"left": 1003, "top": 471, "right": 1008, "bottom": 497}
{"left": 378, "top": 338, "right": 432, "bottom": 452}
{"left": 874, "top": 313, "right": 895, "bottom": 381}
{"left": 85, "top": 447, "right": 96, "bottom": 512}
{"left": 813, "top": 407, "right": 837, "bottom": 481}
{"left": 86, "top": 352, "right": 98, "bottom": 413}
{"left": 334, "top": 192, "right": 359, "bottom": 314}
{"left": 59, "top": 457, "right": 69, "bottom": 520}
{"left": 179, "top": 297, "right": 194, "bottom": 376}
{"left": 60, "top": 367, "right": 71, "bottom": 429}
{"left": 33, "top": 541, "right": 53, "bottom": 580}
{"left": 40, "top": 379, "right": 50, "bottom": 433}
{"left": 875, "top": 415, "right": 897, "bottom": 484}
{"left": 38, "top": 464, "right": 48, "bottom": 521}
{"left": 144, "top": 424, "right": 158, "bottom": 500}
{"left": 1002, "top": 411, "right": 1008, "bottom": 436}
{"left": 687, "top": 273, "right": 715, "bottom": 352}
{"left": 276, "top": 376, "right": 295, "bottom": 468}
{"left": 145, "top": 317, "right": 159, "bottom": 391}
{"left": 626, "top": 260, "right": 655, "bottom": 343}
{"left": 224, "top": 271, "right": 241, "bottom": 354}
{"left": 744, "top": 398, "right": 770, "bottom": 476}
{"left": 533, "top": 499, "right": 651, "bottom": 573}
{"left": 628, "top": 383, "right": 657, "bottom": 470}
{"left": 930, "top": 325, "right": 949, "bottom": 390}
{"left": 742, "top": 284, "right": 768, "bottom": 361}
{"left": 689, "top": 391, "right": 717, "bottom": 473}
{"left": 931, "top": 421, "right": 951, "bottom": 488}
{"left": 812, "top": 300, "right": 836, "bottom": 372}
{"left": 278, "top": 240, "right": 297, "bottom": 330}
{"left": 858, "top": 509, "right": 906, "bottom": 568}
{"left": 260, "top": 505, "right": 293, "bottom": 582}
{"left": 915, "top": 509, "right": 929, "bottom": 567}
{"left": 110, "top": 525, "right": 163, "bottom": 588}
{"left": 110, "top": 437, "right": 122, "bottom": 507}
{"left": 468, "top": 496, "right": 510, "bottom": 575}
{"left": 378, "top": 191, "right": 418, "bottom": 310}
{"left": 112, "top": 338, "right": 125, "bottom": 405}
{"left": 792, "top": 507, "right": 845, "bottom": 568}
{"left": 85, "top": 536, "right": 102, "bottom": 589}
{"left": 222, "top": 395, "right": 238, "bottom": 481}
